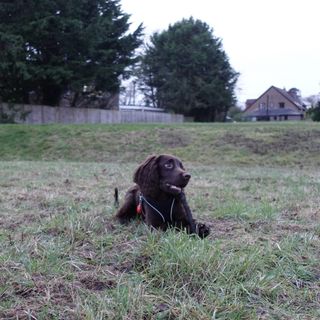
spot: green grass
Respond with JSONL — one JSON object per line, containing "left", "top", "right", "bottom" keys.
{"left": 1, "top": 121, "right": 320, "bottom": 165}
{"left": 0, "top": 122, "right": 320, "bottom": 319}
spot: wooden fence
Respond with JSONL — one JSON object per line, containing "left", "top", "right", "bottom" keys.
{"left": 2, "top": 103, "right": 184, "bottom": 124}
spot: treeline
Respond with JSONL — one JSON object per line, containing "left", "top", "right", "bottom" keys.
{"left": 0, "top": 0, "right": 238, "bottom": 121}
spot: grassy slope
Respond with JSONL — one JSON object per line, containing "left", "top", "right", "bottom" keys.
{"left": 1, "top": 121, "right": 320, "bottom": 166}
{"left": 0, "top": 122, "right": 320, "bottom": 319}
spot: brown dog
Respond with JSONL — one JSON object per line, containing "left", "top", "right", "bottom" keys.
{"left": 115, "top": 154, "right": 210, "bottom": 238}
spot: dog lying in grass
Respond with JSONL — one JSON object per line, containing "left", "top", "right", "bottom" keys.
{"left": 115, "top": 154, "right": 210, "bottom": 238}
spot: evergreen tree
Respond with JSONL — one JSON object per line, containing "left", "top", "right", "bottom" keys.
{"left": 139, "top": 17, "right": 238, "bottom": 121}
{"left": 0, "top": 0, "right": 143, "bottom": 106}
{"left": 310, "top": 101, "right": 320, "bottom": 121}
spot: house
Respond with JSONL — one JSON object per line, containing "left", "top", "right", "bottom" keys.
{"left": 244, "top": 86, "right": 306, "bottom": 121}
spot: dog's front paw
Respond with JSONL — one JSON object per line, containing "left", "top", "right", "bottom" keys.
{"left": 196, "top": 223, "right": 210, "bottom": 238}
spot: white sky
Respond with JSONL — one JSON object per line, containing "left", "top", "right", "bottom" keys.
{"left": 120, "top": 0, "right": 320, "bottom": 104}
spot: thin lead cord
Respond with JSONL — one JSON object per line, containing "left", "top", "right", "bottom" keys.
{"left": 141, "top": 195, "right": 175, "bottom": 223}
{"left": 170, "top": 197, "right": 175, "bottom": 222}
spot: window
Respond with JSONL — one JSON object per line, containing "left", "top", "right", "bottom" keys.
{"left": 284, "top": 115, "right": 288, "bottom": 120}
{"left": 279, "top": 102, "right": 285, "bottom": 108}
{"left": 259, "top": 102, "right": 266, "bottom": 110}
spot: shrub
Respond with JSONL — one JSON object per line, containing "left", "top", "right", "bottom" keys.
{"left": 0, "top": 103, "right": 30, "bottom": 124}
{"left": 309, "top": 101, "right": 320, "bottom": 121}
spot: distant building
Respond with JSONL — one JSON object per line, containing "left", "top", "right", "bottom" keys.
{"left": 119, "top": 105, "right": 165, "bottom": 112}
{"left": 244, "top": 86, "right": 306, "bottom": 121}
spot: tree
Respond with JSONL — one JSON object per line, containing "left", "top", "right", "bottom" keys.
{"left": 139, "top": 17, "right": 239, "bottom": 121}
{"left": 309, "top": 101, "right": 320, "bottom": 121}
{"left": 0, "top": 102, "right": 30, "bottom": 124}
{"left": 228, "top": 106, "right": 243, "bottom": 122}
{"left": 305, "top": 94, "right": 319, "bottom": 108}
{"left": 0, "top": 0, "right": 143, "bottom": 106}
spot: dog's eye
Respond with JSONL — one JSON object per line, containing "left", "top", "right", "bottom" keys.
{"left": 164, "top": 163, "right": 174, "bottom": 169}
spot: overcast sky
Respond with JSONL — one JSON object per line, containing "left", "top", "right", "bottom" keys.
{"left": 121, "top": 0, "right": 320, "bottom": 104}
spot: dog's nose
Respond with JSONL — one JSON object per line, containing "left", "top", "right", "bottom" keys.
{"left": 183, "top": 173, "right": 191, "bottom": 181}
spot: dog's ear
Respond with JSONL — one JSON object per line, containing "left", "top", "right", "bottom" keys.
{"left": 133, "top": 155, "right": 159, "bottom": 195}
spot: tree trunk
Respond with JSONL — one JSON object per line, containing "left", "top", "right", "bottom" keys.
{"left": 41, "top": 84, "right": 61, "bottom": 106}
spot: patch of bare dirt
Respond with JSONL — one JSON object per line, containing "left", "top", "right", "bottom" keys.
{"left": 12, "top": 277, "right": 74, "bottom": 302}
{"left": 205, "top": 217, "right": 317, "bottom": 244}
{"left": 247, "top": 219, "right": 314, "bottom": 234}
{"left": 215, "top": 130, "right": 320, "bottom": 156}
{"left": 204, "top": 218, "right": 247, "bottom": 239}
{"left": 157, "top": 128, "right": 192, "bottom": 148}
{"left": 1, "top": 270, "right": 117, "bottom": 319}
{"left": 0, "top": 276, "right": 76, "bottom": 320}
{"left": 0, "top": 213, "right": 39, "bottom": 231}
{"left": 78, "top": 273, "right": 116, "bottom": 291}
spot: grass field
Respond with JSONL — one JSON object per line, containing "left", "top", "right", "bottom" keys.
{"left": 0, "top": 122, "right": 320, "bottom": 319}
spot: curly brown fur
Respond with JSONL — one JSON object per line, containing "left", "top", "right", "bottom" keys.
{"left": 133, "top": 155, "right": 160, "bottom": 197}
{"left": 115, "top": 154, "right": 210, "bottom": 238}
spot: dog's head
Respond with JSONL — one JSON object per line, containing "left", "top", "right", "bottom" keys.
{"left": 133, "top": 154, "right": 191, "bottom": 197}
